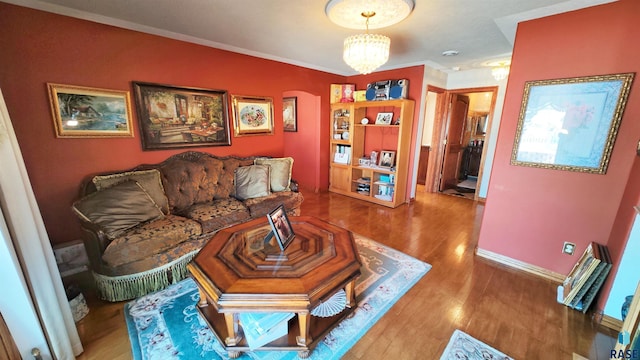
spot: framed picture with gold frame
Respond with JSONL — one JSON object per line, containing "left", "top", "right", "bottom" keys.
{"left": 232, "top": 95, "right": 274, "bottom": 136}
{"left": 48, "top": 83, "right": 134, "bottom": 138}
{"left": 283, "top": 97, "right": 297, "bottom": 132}
{"left": 510, "top": 73, "right": 634, "bottom": 174}
{"left": 132, "top": 82, "right": 231, "bottom": 150}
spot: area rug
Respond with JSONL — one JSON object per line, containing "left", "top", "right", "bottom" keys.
{"left": 440, "top": 329, "right": 514, "bottom": 360}
{"left": 124, "top": 234, "right": 431, "bottom": 360}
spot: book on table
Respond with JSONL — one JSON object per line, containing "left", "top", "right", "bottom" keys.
{"left": 238, "top": 312, "right": 295, "bottom": 350}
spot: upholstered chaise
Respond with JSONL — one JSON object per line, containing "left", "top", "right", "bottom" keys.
{"left": 73, "top": 151, "right": 303, "bottom": 301}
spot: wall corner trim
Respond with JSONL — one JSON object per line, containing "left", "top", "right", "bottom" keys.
{"left": 475, "top": 247, "right": 565, "bottom": 283}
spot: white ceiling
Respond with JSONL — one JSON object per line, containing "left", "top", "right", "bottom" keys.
{"left": 5, "top": 0, "right": 616, "bottom": 75}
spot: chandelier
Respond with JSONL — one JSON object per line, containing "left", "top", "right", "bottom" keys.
{"left": 491, "top": 64, "right": 510, "bottom": 81}
{"left": 343, "top": 12, "right": 390, "bottom": 74}
{"left": 326, "top": 0, "right": 414, "bottom": 74}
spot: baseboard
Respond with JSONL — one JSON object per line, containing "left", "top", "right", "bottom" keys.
{"left": 475, "top": 247, "right": 566, "bottom": 283}
{"left": 599, "top": 314, "right": 623, "bottom": 331}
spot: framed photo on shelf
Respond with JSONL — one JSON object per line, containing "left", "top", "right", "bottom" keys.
{"left": 283, "top": 97, "right": 297, "bottom": 132}
{"left": 48, "top": 83, "right": 134, "bottom": 138}
{"left": 132, "top": 82, "right": 231, "bottom": 150}
{"left": 267, "top": 204, "right": 295, "bottom": 251}
{"left": 511, "top": 73, "right": 634, "bottom": 174}
{"left": 379, "top": 150, "right": 396, "bottom": 168}
{"left": 375, "top": 112, "right": 393, "bottom": 125}
{"left": 232, "top": 95, "right": 274, "bottom": 136}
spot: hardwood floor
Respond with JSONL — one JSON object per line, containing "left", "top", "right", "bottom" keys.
{"left": 71, "top": 188, "right": 616, "bottom": 359}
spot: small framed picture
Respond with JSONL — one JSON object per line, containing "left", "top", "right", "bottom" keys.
{"left": 379, "top": 150, "right": 396, "bottom": 168}
{"left": 375, "top": 112, "right": 393, "bottom": 125}
{"left": 283, "top": 97, "right": 297, "bottom": 132}
{"left": 267, "top": 204, "right": 295, "bottom": 251}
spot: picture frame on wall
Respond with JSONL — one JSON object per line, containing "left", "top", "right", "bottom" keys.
{"left": 47, "top": 83, "right": 134, "bottom": 138}
{"left": 132, "top": 82, "right": 231, "bottom": 150}
{"left": 232, "top": 95, "right": 275, "bottom": 136}
{"left": 283, "top": 97, "right": 297, "bottom": 132}
{"left": 511, "top": 73, "right": 635, "bottom": 174}
{"left": 375, "top": 112, "right": 393, "bottom": 125}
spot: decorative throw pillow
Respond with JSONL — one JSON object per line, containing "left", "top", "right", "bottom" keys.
{"left": 72, "top": 180, "right": 165, "bottom": 239}
{"left": 254, "top": 157, "right": 293, "bottom": 192}
{"left": 234, "top": 164, "right": 271, "bottom": 200}
{"left": 92, "top": 169, "right": 170, "bottom": 214}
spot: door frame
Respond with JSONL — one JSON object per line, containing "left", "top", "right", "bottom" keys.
{"left": 425, "top": 86, "right": 498, "bottom": 201}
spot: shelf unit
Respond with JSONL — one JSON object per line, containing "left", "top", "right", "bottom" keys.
{"left": 329, "top": 99, "right": 415, "bottom": 208}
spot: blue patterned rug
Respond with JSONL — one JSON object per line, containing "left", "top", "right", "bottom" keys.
{"left": 124, "top": 234, "right": 431, "bottom": 359}
{"left": 440, "top": 329, "right": 515, "bottom": 360}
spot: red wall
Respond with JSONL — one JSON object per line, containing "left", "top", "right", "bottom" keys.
{"left": 478, "top": 0, "right": 640, "bottom": 304}
{"left": 283, "top": 90, "right": 323, "bottom": 192}
{"left": 0, "top": 3, "right": 346, "bottom": 245}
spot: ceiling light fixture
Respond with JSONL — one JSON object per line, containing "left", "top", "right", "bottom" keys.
{"left": 491, "top": 63, "right": 511, "bottom": 81}
{"left": 326, "top": 0, "right": 414, "bottom": 74}
{"left": 342, "top": 12, "right": 390, "bottom": 74}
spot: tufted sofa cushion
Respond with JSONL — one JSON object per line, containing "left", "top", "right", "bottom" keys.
{"left": 159, "top": 155, "right": 255, "bottom": 214}
{"left": 102, "top": 214, "right": 202, "bottom": 267}
{"left": 243, "top": 191, "right": 304, "bottom": 218}
{"left": 181, "top": 198, "right": 251, "bottom": 233}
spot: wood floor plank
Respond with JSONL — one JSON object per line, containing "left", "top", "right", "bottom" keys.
{"left": 70, "top": 188, "right": 616, "bottom": 359}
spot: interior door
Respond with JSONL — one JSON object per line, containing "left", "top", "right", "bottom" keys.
{"left": 439, "top": 94, "right": 469, "bottom": 191}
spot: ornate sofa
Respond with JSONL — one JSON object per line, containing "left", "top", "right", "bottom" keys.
{"left": 72, "top": 151, "right": 303, "bottom": 301}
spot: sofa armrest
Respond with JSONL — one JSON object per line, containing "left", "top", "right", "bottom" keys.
{"left": 78, "top": 220, "right": 111, "bottom": 273}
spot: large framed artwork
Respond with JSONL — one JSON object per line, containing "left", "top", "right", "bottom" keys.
{"left": 48, "top": 83, "right": 134, "bottom": 138}
{"left": 511, "top": 73, "right": 634, "bottom": 174}
{"left": 231, "top": 95, "right": 274, "bottom": 136}
{"left": 132, "top": 82, "right": 231, "bottom": 150}
{"left": 283, "top": 97, "right": 297, "bottom": 132}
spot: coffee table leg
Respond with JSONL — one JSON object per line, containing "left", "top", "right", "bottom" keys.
{"left": 196, "top": 287, "right": 208, "bottom": 307}
{"left": 345, "top": 279, "right": 357, "bottom": 308}
{"left": 224, "top": 313, "right": 241, "bottom": 346}
{"left": 296, "top": 311, "right": 312, "bottom": 346}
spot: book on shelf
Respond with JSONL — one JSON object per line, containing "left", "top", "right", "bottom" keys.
{"left": 558, "top": 242, "right": 612, "bottom": 312}
{"left": 238, "top": 312, "right": 294, "bottom": 350}
{"left": 333, "top": 145, "right": 351, "bottom": 164}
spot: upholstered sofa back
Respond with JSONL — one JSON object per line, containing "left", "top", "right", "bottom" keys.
{"left": 80, "top": 151, "right": 259, "bottom": 215}
{"left": 155, "top": 152, "right": 255, "bottom": 214}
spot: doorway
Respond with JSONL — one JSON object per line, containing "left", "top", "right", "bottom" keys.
{"left": 420, "top": 86, "right": 497, "bottom": 201}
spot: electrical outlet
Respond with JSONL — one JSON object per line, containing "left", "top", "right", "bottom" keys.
{"left": 562, "top": 242, "right": 576, "bottom": 255}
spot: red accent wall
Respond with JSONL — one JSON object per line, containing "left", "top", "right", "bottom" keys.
{"left": 478, "top": 0, "right": 640, "bottom": 309}
{"left": 283, "top": 90, "right": 322, "bottom": 192}
{"left": 0, "top": 3, "right": 346, "bottom": 245}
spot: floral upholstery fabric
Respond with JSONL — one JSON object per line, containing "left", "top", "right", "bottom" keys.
{"left": 77, "top": 151, "right": 303, "bottom": 301}
{"left": 243, "top": 191, "right": 304, "bottom": 217}
{"left": 102, "top": 215, "right": 202, "bottom": 268}
{"left": 101, "top": 234, "right": 211, "bottom": 277}
{"left": 182, "top": 198, "right": 251, "bottom": 233}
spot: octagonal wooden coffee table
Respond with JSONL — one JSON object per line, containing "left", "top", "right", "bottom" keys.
{"left": 187, "top": 216, "right": 362, "bottom": 358}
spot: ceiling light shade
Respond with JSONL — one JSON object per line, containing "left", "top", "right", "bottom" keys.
{"left": 343, "top": 33, "right": 390, "bottom": 74}
{"left": 491, "top": 65, "right": 510, "bottom": 81}
{"left": 326, "top": 0, "right": 414, "bottom": 30}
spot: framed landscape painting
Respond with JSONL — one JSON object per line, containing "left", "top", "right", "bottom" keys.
{"left": 48, "top": 83, "right": 134, "bottom": 138}
{"left": 133, "top": 82, "right": 231, "bottom": 150}
{"left": 511, "top": 73, "right": 634, "bottom": 174}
